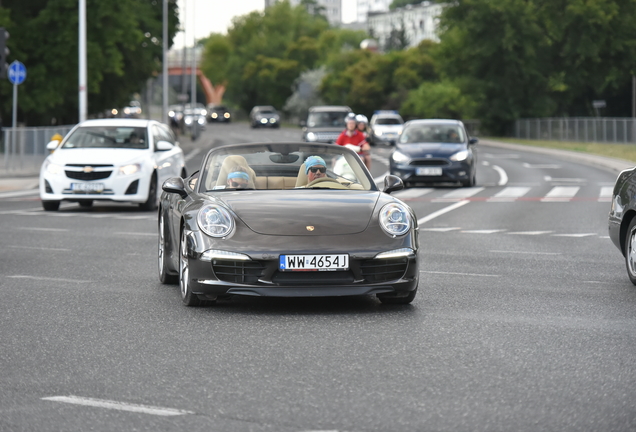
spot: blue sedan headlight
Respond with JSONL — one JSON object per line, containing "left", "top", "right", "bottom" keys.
{"left": 197, "top": 205, "right": 234, "bottom": 238}
{"left": 379, "top": 203, "right": 411, "bottom": 237}
{"left": 450, "top": 150, "right": 469, "bottom": 162}
{"left": 391, "top": 151, "right": 410, "bottom": 163}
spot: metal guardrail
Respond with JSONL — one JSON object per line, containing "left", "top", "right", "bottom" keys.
{"left": 515, "top": 117, "right": 636, "bottom": 143}
{"left": 1, "top": 125, "right": 74, "bottom": 174}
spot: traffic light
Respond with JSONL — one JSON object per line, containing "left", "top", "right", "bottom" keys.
{"left": 0, "top": 28, "right": 9, "bottom": 79}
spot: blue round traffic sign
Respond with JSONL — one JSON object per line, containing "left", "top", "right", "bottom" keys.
{"left": 8, "top": 60, "right": 26, "bottom": 85}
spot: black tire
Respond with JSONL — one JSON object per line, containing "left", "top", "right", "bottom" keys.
{"left": 42, "top": 200, "right": 60, "bottom": 211}
{"left": 179, "top": 227, "right": 213, "bottom": 306}
{"left": 78, "top": 200, "right": 93, "bottom": 208}
{"left": 377, "top": 287, "right": 418, "bottom": 305}
{"left": 181, "top": 168, "right": 187, "bottom": 178}
{"left": 158, "top": 212, "right": 178, "bottom": 284}
{"left": 462, "top": 172, "right": 476, "bottom": 187}
{"left": 624, "top": 218, "right": 636, "bottom": 285}
{"left": 139, "top": 174, "right": 158, "bottom": 211}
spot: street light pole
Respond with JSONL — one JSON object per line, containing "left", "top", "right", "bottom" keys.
{"left": 162, "top": 0, "right": 168, "bottom": 124}
{"left": 79, "top": 0, "right": 87, "bottom": 122}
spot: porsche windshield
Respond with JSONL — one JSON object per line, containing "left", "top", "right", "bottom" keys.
{"left": 399, "top": 124, "right": 465, "bottom": 144}
{"left": 200, "top": 144, "right": 374, "bottom": 192}
{"left": 61, "top": 126, "right": 149, "bottom": 149}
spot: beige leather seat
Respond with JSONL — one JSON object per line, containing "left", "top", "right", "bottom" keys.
{"left": 211, "top": 155, "right": 257, "bottom": 189}
{"left": 295, "top": 163, "right": 309, "bottom": 187}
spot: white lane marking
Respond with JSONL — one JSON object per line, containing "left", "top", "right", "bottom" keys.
{"left": 114, "top": 232, "right": 156, "bottom": 236}
{"left": 0, "top": 189, "right": 39, "bottom": 198}
{"left": 394, "top": 188, "right": 434, "bottom": 199}
{"left": 599, "top": 186, "right": 613, "bottom": 202}
{"left": 184, "top": 148, "right": 202, "bottom": 162}
{"left": 374, "top": 171, "right": 390, "bottom": 185}
{"left": 42, "top": 396, "right": 194, "bottom": 417}
{"left": 417, "top": 200, "right": 470, "bottom": 225}
{"left": 506, "top": 231, "right": 553, "bottom": 235}
{"left": 421, "top": 270, "right": 499, "bottom": 277}
{"left": 544, "top": 175, "right": 587, "bottom": 184}
{"left": 7, "top": 245, "right": 70, "bottom": 252}
{"left": 420, "top": 227, "right": 461, "bottom": 232}
{"left": 8, "top": 275, "right": 91, "bottom": 283}
{"left": 492, "top": 165, "right": 508, "bottom": 186}
{"left": 17, "top": 227, "right": 69, "bottom": 232}
{"left": 434, "top": 187, "right": 484, "bottom": 201}
{"left": 461, "top": 229, "right": 506, "bottom": 234}
{"left": 488, "top": 186, "right": 530, "bottom": 202}
{"left": 523, "top": 162, "right": 562, "bottom": 169}
{"left": 552, "top": 233, "right": 597, "bottom": 238}
{"left": 482, "top": 160, "right": 490, "bottom": 166}
{"left": 541, "top": 186, "right": 580, "bottom": 202}
{"left": 115, "top": 216, "right": 155, "bottom": 220}
{"left": 490, "top": 250, "right": 561, "bottom": 255}
{"left": 482, "top": 153, "right": 520, "bottom": 159}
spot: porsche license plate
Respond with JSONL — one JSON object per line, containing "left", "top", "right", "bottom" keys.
{"left": 70, "top": 182, "right": 104, "bottom": 193}
{"left": 416, "top": 167, "right": 442, "bottom": 176}
{"left": 279, "top": 254, "right": 349, "bottom": 271}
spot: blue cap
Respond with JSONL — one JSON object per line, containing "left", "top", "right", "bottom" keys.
{"left": 305, "top": 156, "right": 326, "bottom": 174}
{"left": 227, "top": 171, "right": 249, "bottom": 181}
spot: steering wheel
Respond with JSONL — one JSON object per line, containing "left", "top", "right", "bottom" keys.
{"left": 305, "top": 177, "right": 350, "bottom": 190}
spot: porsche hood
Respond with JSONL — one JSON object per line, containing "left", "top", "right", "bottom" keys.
{"left": 216, "top": 190, "right": 380, "bottom": 236}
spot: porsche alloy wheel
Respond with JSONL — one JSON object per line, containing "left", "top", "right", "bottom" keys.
{"left": 179, "top": 228, "right": 204, "bottom": 306}
{"left": 625, "top": 218, "right": 636, "bottom": 285}
{"left": 158, "top": 213, "right": 178, "bottom": 284}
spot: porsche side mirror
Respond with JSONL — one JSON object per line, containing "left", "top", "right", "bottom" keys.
{"left": 383, "top": 175, "right": 404, "bottom": 194}
{"left": 162, "top": 177, "right": 188, "bottom": 198}
{"left": 469, "top": 137, "right": 479, "bottom": 145}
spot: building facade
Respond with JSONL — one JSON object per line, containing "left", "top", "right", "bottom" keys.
{"left": 367, "top": 1, "right": 443, "bottom": 49}
{"left": 274, "top": 0, "right": 342, "bottom": 25}
{"left": 356, "top": 0, "right": 391, "bottom": 23}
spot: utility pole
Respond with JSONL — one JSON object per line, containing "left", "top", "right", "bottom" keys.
{"left": 162, "top": 0, "right": 169, "bottom": 124}
{"left": 79, "top": 0, "right": 87, "bottom": 122}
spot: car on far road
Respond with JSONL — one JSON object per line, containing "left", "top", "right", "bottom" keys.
{"left": 389, "top": 119, "right": 478, "bottom": 187}
{"left": 608, "top": 169, "right": 636, "bottom": 284}
{"left": 249, "top": 105, "right": 280, "bottom": 128}
{"left": 369, "top": 110, "right": 404, "bottom": 146}
{"left": 207, "top": 104, "right": 232, "bottom": 123}
{"left": 158, "top": 141, "right": 418, "bottom": 307}
{"left": 39, "top": 118, "right": 186, "bottom": 211}
{"left": 180, "top": 103, "right": 207, "bottom": 133}
{"left": 301, "top": 105, "right": 351, "bottom": 143}
{"left": 122, "top": 100, "right": 142, "bottom": 118}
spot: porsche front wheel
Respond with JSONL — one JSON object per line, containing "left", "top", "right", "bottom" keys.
{"left": 158, "top": 212, "right": 178, "bottom": 284}
{"left": 624, "top": 218, "right": 636, "bottom": 285}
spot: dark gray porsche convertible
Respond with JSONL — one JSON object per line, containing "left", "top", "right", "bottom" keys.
{"left": 158, "top": 142, "right": 419, "bottom": 306}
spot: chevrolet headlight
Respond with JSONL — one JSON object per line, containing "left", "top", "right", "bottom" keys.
{"left": 44, "top": 160, "right": 64, "bottom": 175}
{"left": 450, "top": 150, "right": 469, "bottom": 162}
{"left": 306, "top": 132, "right": 317, "bottom": 142}
{"left": 391, "top": 151, "right": 410, "bottom": 163}
{"left": 119, "top": 163, "right": 141, "bottom": 176}
{"left": 198, "top": 205, "right": 234, "bottom": 238}
{"left": 375, "top": 130, "right": 383, "bottom": 137}
{"left": 379, "top": 203, "right": 411, "bottom": 237}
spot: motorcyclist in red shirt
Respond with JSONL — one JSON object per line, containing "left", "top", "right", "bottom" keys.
{"left": 335, "top": 113, "right": 371, "bottom": 170}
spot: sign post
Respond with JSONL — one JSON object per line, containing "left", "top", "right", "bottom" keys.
{"left": 8, "top": 60, "right": 26, "bottom": 169}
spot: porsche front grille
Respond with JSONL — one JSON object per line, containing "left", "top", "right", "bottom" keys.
{"left": 360, "top": 258, "right": 408, "bottom": 283}
{"left": 212, "top": 260, "right": 265, "bottom": 284}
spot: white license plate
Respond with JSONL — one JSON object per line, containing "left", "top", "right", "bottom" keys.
{"left": 416, "top": 167, "right": 442, "bottom": 176}
{"left": 71, "top": 182, "right": 104, "bottom": 193}
{"left": 279, "top": 254, "right": 349, "bottom": 271}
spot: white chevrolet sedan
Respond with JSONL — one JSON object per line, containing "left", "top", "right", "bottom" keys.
{"left": 39, "top": 118, "right": 186, "bottom": 211}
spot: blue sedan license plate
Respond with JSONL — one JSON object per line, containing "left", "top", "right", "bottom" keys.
{"left": 280, "top": 254, "right": 349, "bottom": 271}
{"left": 416, "top": 167, "right": 442, "bottom": 176}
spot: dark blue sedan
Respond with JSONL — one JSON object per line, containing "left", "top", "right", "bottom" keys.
{"left": 389, "top": 119, "right": 478, "bottom": 187}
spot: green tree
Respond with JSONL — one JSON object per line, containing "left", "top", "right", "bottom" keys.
{"left": 0, "top": 0, "right": 180, "bottom": 126}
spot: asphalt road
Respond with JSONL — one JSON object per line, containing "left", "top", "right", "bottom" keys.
{"left": 1, "top": 123, "right": 635, "bottom": 432}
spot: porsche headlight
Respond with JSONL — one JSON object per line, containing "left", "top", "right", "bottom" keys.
{"left": 391, "top": 151, "right": 410, "bottom": 163}
{"left": 450, "top": 150, "right": 469, "bottom": 162}
{"left": 44, "top": 160, "right": 64, "bottom": 175}
{"left": 119, "top": 163, "right": 141, "bottom": 176}
{"left": 306, "top": 132, "right": 317, "bottom": 142}
{"left": 197, "top": 205, "right": 234, "bottom": 238}
{"left": 379, "top": 203, "right": 411, "bottom": 237}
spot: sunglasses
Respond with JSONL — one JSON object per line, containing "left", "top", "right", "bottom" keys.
{"left": 309, "top": 166, "right": 326, "bottom": 174}
{"left": 229, "top": 180, "right": 247, "bottom": 188}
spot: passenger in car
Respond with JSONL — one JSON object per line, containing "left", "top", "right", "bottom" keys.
{"left": 305, "top": 156, "right": 327, "bottom": 183}
{"left": 226, "top": 166, "right": 250, "bottom": 189}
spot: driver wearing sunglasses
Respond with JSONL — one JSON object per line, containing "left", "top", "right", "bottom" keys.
{"left": 305, "top": 155, "right": 327, "bottom": 183}
{"left": 226, "top": 166, "right": 250, "bottom": 189}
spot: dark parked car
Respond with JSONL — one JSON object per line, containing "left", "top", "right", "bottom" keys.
{"left": 207, "top": 104, "right": 231, "bottom": 123}
{"left": 389, "top": 119, "right": 478, "bottom": 187}
{"left": 249, "top": 105, "right": 280, "bottom": 128}
{"left": 158, "top": 142, "right": 419, "bottom": 306}
{"left": 301, "top": 105, "right": 352, "bottom": 143}
{"left": 608, "top": 168, "right": 636, "bottom": 284}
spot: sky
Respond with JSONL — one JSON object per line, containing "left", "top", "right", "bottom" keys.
{"left": 173, "top": 0, "right": 357, "bottom": 48}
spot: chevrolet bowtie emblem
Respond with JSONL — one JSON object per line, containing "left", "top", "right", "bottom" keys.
{"left": 83, "top": 166, "right": 94, "bottom": 173}
{"left": 306, "top": 226, "right": 315, "bottom": 231}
